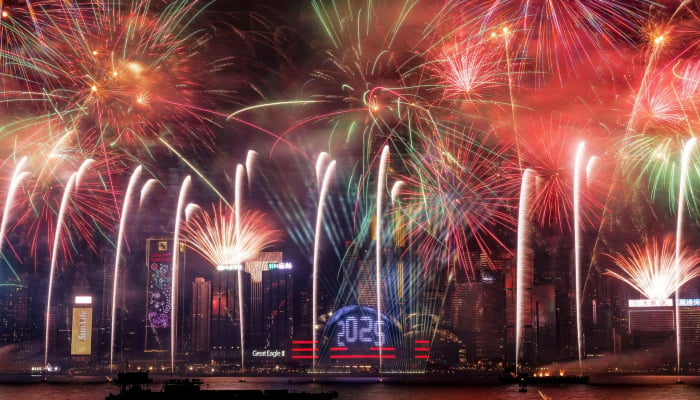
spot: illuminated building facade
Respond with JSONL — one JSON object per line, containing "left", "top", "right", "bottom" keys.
{"left": 191, "top": 277, "right": 211, "bottom": 354}
{"left": 261, "top": 262, "right": 294, "bottom": 356}
{"left": 626, "top": 297, "right": 700, "bottom": 367}
{"left": 627, "top": 299, "right": 676, "bottom": 366}
{"left": 444, "top": 267, "right": 506, "bottom": 364}
{"left": 144, "top": 238, "right": 186, "bottom": 353}
{"left": 0, "top": 277, "right": 30, "bottom": 344}
{"left": 245, "top": 251, "right": 283, "bottom": 353}
{"left": 211, "top": 269, "right": 250, "bottom": 364}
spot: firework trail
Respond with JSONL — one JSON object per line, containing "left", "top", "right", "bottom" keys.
{"left": 518, "top": 118, "right": 611, "bottom": 232}
{"left": 109, "top": 165, "right": 143, "bottom": 372}
{"left": 0, "top": 156, "right": 28, "bottom": 282}
{"left": 0, "top": 0, "right": 242, "bottom": 161}
{"left": 44, "top": 159, "right": 92, "bottom": 369}
{"left": 465, "top": 0, "right": 654, "bottom": 84}
{"left": 9, "top": 149, "right": 126, "bottom": 268}
{"left": 312, "top": 154, "right": 335, "bottom": 374}
{"left": 392, "top": 130, "right": 517, "bottom": 277}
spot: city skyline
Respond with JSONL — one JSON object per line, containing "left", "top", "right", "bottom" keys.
{"left": 1, "top": 0, "right": 700, "bottom": 378}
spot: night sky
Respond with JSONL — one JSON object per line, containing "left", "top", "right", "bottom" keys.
{"left": 1, "top": 0, "right": 700, "bottom": 373}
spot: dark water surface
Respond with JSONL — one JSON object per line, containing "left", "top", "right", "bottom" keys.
{"left": 1, "top": 376, "right": 699, "bottom": 400}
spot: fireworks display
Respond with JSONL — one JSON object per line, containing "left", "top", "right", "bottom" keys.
{"left": 181, "top": 201, "right": 281, "bottom": 270}
{"left": 3, "top": 0, "right": 700, "bottom": 375}
{"left": 606, "top": 236, "right": 700, "bottom": 300}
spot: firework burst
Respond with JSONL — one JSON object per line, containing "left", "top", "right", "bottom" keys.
{"left": 10, "top": 152, "right": 126, "bottom": 267}
{"left": 605, "top": 235, "right": 700, "bottom": 300}
{"left": 518, "top": 118, "right": 612, "bottom": 232}
{"left": 463, "top": 0, "right": 654, "bottom": 83}
{"left": 0, "top": 0, "right": 235, "bottom": 161}
{"left": 181, "top": 201, "right": 282, "bottom": 270}
{"left": 393, "top": 130, "right": 516, "bottom": 276}
{"left": 427, "top": 39, "right": 505, "bottom": 102}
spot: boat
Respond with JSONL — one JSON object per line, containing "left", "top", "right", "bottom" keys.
{"left": 106, "top": 371, "right": 339, "bottom": 400}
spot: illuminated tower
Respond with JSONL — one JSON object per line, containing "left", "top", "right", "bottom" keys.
{"left": 145, "top": 238, "right": 185, "bottom": 353}
{"left": 262, "top": 262, "right": 294, "bottom": 352}
{"left": 191, "top": 277, "right": 211, "bottom": 354}
{"left": 245, "top": 251, "right": 283, "bottom": 354}
{"left": 211, "top": 268, "right": 250, "bottom": 364}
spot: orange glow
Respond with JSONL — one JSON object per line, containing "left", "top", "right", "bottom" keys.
{"left": 127, "top": 62, "right": 144, "bottom": 74}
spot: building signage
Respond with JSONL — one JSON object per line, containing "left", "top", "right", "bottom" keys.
{"left": 628, "top": 298, "right": 673, "bottom": 308}
{"left": 145, "top": 238, "right": 177, "bottom": 352}
{"left": 216, "top": 264, "right": 242, "bottom": 271}
{"left": 75, "top": 296, "right": 92, "bottom": 305}
{"left": 252, "top": 349, "right": 286, "bottom": 358}
{"left": 679, "top": 298, "right": 700, "bottom": 307}
{"left": 267, "top": 262, "right": 292, "bottom": 270}
{"left": 71, "top": 307, "right": 92, "bottom": 355}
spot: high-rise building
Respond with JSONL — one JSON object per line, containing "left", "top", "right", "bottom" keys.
{"left": 440, "top": 256, "right": 508, "bottom": 365}
{"left": 531, "top": 284, "right": 557, "bottom": 363}
{"left": 262, "top": 263, "right": 294, "bottom": 352}
{"left": 679, "top": 300, "right": 700, "bottom": 366}
{"left": 145, "top": 238, "right": 174, "bottom": 353}
{"left": 191, "top": 277, "right": 211, "bottom": 354}
{"left": 245, "top": 252, "right": 283, "bottom": 352}
{"left": 627, "top": 299, "right": 675, "bottom": 367}
{"left": 0, "top": 277, "right": 30, "bottom": 344}
{"left": 211, "top": 269, "right": 250, "bottom": 364}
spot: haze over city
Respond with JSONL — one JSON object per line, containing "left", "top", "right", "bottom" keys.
{"left": 1, "top": 0, "right": 700, "bottom": 382}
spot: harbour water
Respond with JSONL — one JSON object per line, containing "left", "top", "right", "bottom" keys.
{"left": 1, "top": 376, "right": 699, "bottom": 400}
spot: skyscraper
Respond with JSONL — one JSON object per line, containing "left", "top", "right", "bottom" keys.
{"left": 245, "top": 251, "right": 283, "bottom": 352}
{"left": 211, "top": 269, "right": 250, "bottom": 365}
{"left": 191, "top": 277, "right": 211, "bottom": 354}
{"left": 144, "top": 238, "right": 186, "bottom": 353}
{"left": 262, "top": 263, "right": 294, "bottom": 352}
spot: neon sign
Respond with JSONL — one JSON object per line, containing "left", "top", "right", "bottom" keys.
{"left": 628, "top": 298, "right": 672, "bottom": 308}
{"left": 267, "top": 262, "right": 293, "bottom": 270}
{"left": 74, "top": 295, "right": 92, "bottom": 304}
{"left": 679, "top": 298, "right": 700, "bottom": 307}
